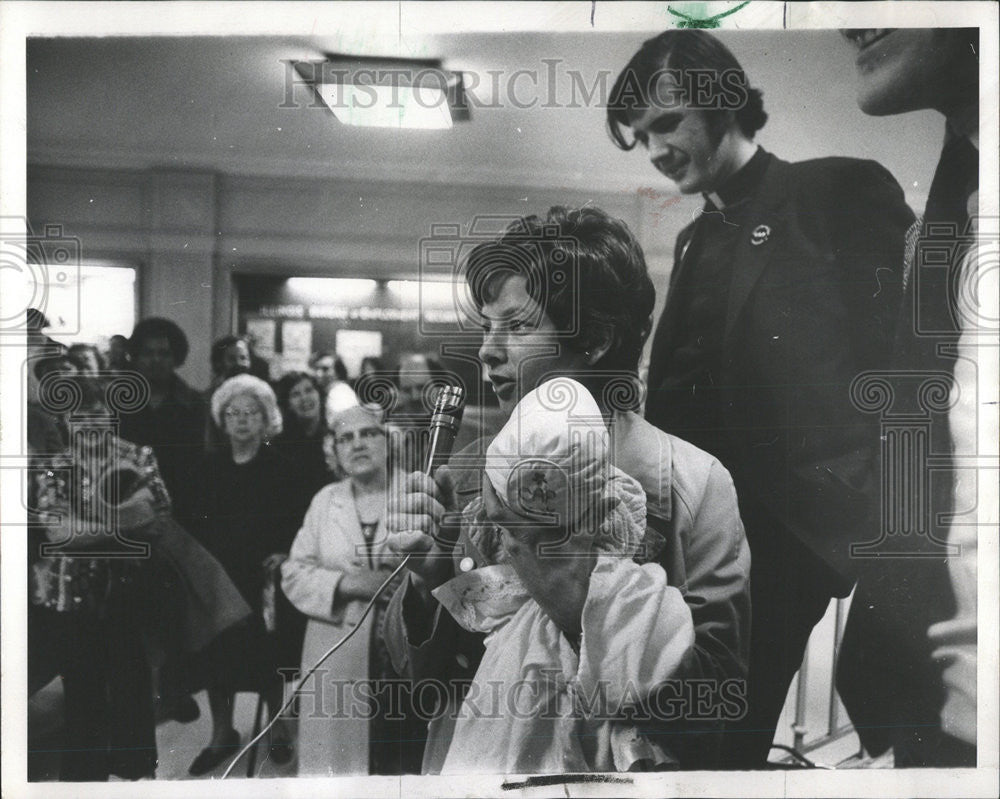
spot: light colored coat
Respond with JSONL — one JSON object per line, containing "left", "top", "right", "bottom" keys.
{"left": 281, "top": 480, "right": 399, "bottom": 776}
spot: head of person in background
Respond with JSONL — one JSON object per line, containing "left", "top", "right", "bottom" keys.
{"left": 309, "top": 350, "right": 347, "bottom": 393}
{"left": 328, "top": 404, "right": 390, "bottom": 488}
{"left": 606, "top": 29, "right": 768, "bottom": 196}
{"left": 243, "top": 330, "right": 273, "bottom": 383}
{"left": 129, "top": 317, "right": 190, "bottom": 392}
{"left": 841, "top": 28, "right": 979, "bottom": 119}
{"left": 67, "top": 343, "right": 106, "bottom": 375}
{"left": 464, "top": 205, "right": 654, "bottom": 419}
{"left": 107, "top": 334, "right": 131, "bottom": 370}
{"left": 393, "top": 352, "right": 446, "bottom": 420}
{"left": 210, "top": 374, "right": 282, "bottom": 460}
{"left": 210, "top": 335, "right": 251, "bottom": 386}
{"left": 274, "top": 371, "right": 324, "bottom": 440}
{"left": 359, "top": 356, "right": 385, "bottom": 378}
{"left": 28, "top": 352, "right": 76, "bottom": 410}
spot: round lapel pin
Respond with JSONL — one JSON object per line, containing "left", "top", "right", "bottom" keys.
{"left": 750, "top": 224, "right": 771, "bottom": 246}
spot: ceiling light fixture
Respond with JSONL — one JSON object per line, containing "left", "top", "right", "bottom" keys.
{"left": 293, "top": 55, "right": 470, "bottom": 130}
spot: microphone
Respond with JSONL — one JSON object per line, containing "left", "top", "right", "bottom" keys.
{"left": 424, "top": 385, "right": 465, "bottom": 476}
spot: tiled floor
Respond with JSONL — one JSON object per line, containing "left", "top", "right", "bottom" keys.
{"left": 154, "top": 690, "right": 299, "bottom": 780}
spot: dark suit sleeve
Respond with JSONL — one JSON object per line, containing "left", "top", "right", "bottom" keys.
{"left": 808, "top": 159, "right": 912, "bottom": 363}
{"left": 756, "top": 159, "right": 915, "bottom": 581}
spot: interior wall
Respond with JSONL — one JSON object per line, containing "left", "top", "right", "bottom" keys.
{"left": 27, "top": 164, "right": 685, "bottom": 389}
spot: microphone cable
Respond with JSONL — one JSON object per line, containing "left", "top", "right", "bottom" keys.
{"left": 221, "top": 554, "right": 412, "bottom": 779}
{"left": 221, "top": 385, "right": 465, "bottom": 778}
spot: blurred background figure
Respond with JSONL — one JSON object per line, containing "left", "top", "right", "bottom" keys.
{"left": 282, "top": 404, "right": 424, "bottom": 776}
{"left": 387, "top": 352, "right": 446, "bottom": 474}
{"left": 185, "top": 374, "right": 301, "bottom": 776}
{"left": 309, "top": 350, "right": 358, "bottom": 422}
{"left": 67, "top": 343, "right": 105, "bottom": 375}
{"left": 274, "top": 370, "right": 337, "bottom": 503}
{"left": 29, "top": 376, "right": 162, "bottom": 781}
{"left": 210, "top": 335, "right": 252, "bottom": 390}
{"left": 244, "top": 330, "right": 273, "bottom": 383}
{"left": 119, "top": 316, "right": 208, "bottom": 725}
{"left": 26, "top": 310, "right": 76, "bottom": 451}
{"left": 358, "top": 355, "right": 385, "bottom": 379}
{"left": 206, "top": 335, "right": 254, "bottom": 451}
{"left": 120, "top": 318, "right": 205, "bottom": 523}
{"left": 106, "top": 334, "right": 131, "bottom": 371}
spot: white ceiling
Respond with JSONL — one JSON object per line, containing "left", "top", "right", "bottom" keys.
{"left": 26, "top": 28, "right": 943, "bottom": 200}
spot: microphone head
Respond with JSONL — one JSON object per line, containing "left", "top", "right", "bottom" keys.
{"left": 433, "top": 385, "right": 465, "bottom": 413}
{"left": 429, "top": 384, "right": 465, "bottom": 432}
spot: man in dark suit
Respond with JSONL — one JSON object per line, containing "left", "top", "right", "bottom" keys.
{"left": 607, "top": 30, "right": 915, "bottom": 768}
{"left": 836, "top": 27, "right": 981, "bottom": 768}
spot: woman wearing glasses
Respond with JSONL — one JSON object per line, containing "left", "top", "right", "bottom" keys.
{"left": 282, "top": 404, "right": 423, "bottom": 776}
{"left": 186, "top": 374, "right": 299, "bottom": 775}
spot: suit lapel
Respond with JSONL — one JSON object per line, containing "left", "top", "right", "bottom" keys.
{"left": 724, "top": 157, "right": 795, "bottom": 345}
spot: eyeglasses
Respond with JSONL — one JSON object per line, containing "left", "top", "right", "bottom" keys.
{"left": 224, "top": 408, "right": 263, "bottom": 421}
{"left": 333, "top": 426, "right": 384, "bottom": 447}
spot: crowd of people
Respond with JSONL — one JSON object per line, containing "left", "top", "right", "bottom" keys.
{"left": 27, "top": 313, "right": 453, "bottom": 779}
{"left": 24, "top": 27, "right": 985, "bottom": 781}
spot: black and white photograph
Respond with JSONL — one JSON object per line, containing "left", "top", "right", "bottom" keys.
{"left": 1, "top": 2, "right": 997, "bottom": 797}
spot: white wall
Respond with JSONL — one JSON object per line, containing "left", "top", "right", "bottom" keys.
{"left": 28, "top": 164, "right": 684, "bottom": 388}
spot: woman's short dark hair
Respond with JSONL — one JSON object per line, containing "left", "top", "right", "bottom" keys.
{"left": 462, "top": 206, "right": 655, "bottom": 376}
{"left": 607, "top": 29, "right": 768, "bottom": 150}
{"left": 129, "top": 317, "right": 190, "bottom": 366}
{"left": 274, "top": 371, "right": 321, "bottom": 417}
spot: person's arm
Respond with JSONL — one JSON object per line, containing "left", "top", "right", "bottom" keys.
{"left": 667, "top": 457, "right": 751, "bottom": 684}
{"left": 383, "top": 467, "right": 486, "bottom": 681}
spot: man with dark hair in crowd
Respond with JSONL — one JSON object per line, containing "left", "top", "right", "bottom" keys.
{"left": 837, "top": 27, "right": 982, "bottom": 768}
{"left": 608, "top": 30, "right": 915, "bottom": 767}
{"left": 121, "top": 317, "right": 206, "bottom": 521}
{"left": 210, "top": 335, "right": 252, "bottom": 389}
{"left": 119, "top": 316, "right": 206, "bottom": 724}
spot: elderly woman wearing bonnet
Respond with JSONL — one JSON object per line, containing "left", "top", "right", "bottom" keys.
{"left": 433, "top": 376, "right": 695, "bottom": 773}
{"left": 186, "top": 374, "right": 301, "bottom": 775}
{"left": 282, "top": 404, "right": 425, "bottom": 776}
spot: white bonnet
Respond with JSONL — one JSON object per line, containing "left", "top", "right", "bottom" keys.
{"left": 484, "top": 377, "right": 645, "bottom": 555}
